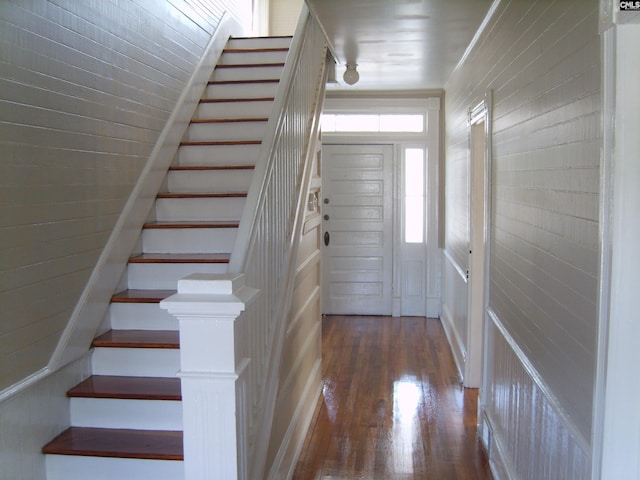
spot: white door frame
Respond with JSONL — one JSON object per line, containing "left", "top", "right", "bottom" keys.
{"left": 465, "top": 91, "right": 492, "bottom": 388}
{"left": 320, "top": 96, "right": 441, "bottom": 317}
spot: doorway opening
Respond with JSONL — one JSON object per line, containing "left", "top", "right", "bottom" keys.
{"left": 320, "top": 96, "right": 441, "bottom": 317}
{"left": 466, "top": 93, "right": 492, "bottom": 388}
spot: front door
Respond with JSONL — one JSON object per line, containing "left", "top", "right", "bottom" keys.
{"left": 321, "top": 144, "right": 393, "bottom": 315}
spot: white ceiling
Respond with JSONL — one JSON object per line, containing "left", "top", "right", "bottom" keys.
{"left": 306, "top": 0, "right": 494, "bottom": 91}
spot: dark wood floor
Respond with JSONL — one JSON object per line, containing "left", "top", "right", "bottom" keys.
{"left": 292, "top": 315, "right": 492, "bottom": 480}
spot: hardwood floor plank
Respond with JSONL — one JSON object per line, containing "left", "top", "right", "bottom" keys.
{"left": 292, "top": 315, "right": 492, "bottom": 480}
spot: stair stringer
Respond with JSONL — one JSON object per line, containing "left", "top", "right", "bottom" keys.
{"left": 47, "top": 13, "right": 244, "bottom": 373}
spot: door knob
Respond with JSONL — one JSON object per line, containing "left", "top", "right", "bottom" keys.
{"left": 324, "top": 214, "right": 330, "bottom": 221}
{"left": 324, "top": 231, "right": 330, "bottom": 246}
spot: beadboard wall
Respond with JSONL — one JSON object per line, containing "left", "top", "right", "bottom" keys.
{"left": 0, "top": 0, "right": 250, "bottom": 393}
{"left": 443, "top": 0, "right": 600, "bottom": 475}
{"left": 266, "top": 147, "right": 323, "bottom": 479}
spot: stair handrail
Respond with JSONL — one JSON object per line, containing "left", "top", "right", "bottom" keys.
{"left": 229, "top": 10, "right": 320, "bottom": 273}
{"left": 227, "top": 5, "right": 329, "bottom": 479}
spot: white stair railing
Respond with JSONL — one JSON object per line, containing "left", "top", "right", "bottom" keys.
{"left": 227, "top": 5, "right": 329, "bottom": 479}
{"left": 161, "top": 5, "right": 329, "bottom": 480}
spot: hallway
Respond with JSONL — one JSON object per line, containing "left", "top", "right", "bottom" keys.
{"left": 293, "top": 315, "right": 492, "bottom": 479}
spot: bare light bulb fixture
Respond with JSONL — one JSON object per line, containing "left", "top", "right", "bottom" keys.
{"left": 343, "top": 64, "right": 359, "bottom": 85}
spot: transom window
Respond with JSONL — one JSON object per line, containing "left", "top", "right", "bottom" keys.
{"left": 321, "top": 114, "right": 425, "bottom": 133}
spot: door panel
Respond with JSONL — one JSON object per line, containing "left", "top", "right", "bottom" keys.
{"left": 322, "top": 144, "right": 393, "bottom": 315}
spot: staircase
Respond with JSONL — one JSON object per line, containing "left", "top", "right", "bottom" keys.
{"left": 42, "top": 36, "right": 292, "bottom": 480}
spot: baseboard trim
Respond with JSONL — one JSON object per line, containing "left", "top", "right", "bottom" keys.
{"left": 440, "top": 303, "right": 466, "bottom": 380}
{"left": 482, "top": 408, "right": 517, "bottom": 480}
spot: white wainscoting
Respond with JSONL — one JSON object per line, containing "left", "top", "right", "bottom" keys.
{"left": 482, "top": 310, "right": 590, "bottom": 479}
{"left": 0, "top": 357, "right": 91, "bottom": 480}
{"left": 440, "top": 250, "right": 468, "bottom": 380}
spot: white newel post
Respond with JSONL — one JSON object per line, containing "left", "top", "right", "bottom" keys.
{"left": 160, "top": 273, "right": 258, "bottom": 480}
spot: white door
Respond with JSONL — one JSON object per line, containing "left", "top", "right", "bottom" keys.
{"left": 322, "top": 144, "right": 393, "bottom": 315}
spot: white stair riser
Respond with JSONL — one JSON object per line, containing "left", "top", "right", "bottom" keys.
{"left": 168, "top": 169, "right": 253, "bottom": 193}
{"left": 185, "top": 121, "right": 267, "bottom": 142}
{"left": 92, "top": 348, "right": 179, "bottom": 377}
{"left": 177, "top": 144, "right": 260, "bottom": 166}
{"left": 110, "top": 304, "right": 178, "bottom": 331}
{"left": 70, "top": 398, "right": 182, "bottom": 430}
{"left": 226, "top": 37, "right": 291, "bottom": 50}
{"left": 212, "top": 65, "right": 284, "bottom": 82}
{"left": 219, "top": 50, "right": 288, "bottom": 65}
{"left": 195, "top": 100, "right": 273, "bottom": 119}
{"left": 46, "top": 455, "right": 184, "bottom": 480}
{"left": 142, "top": 228, "right": 237, "bottom": 254}
{"left": 127, "top": 263, "right": 228, "bottom": 290}
{"left": 155, "top": 197, "right": 245, "bottom": 222}
{"left": 205, "top": 81, "right": 279, "bottom": 99}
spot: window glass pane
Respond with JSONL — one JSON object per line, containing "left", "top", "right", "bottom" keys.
{"left": 335, "top": 114, "right": 379, "bottom": 132}
{"left": 405, "top": 148, "right": 425, "bottom": 243}
{"left": 380, "top": 115, "right": 424, "bottom": 132}
{"left": 405, "top": 202, "right": 424, "bottom": 243}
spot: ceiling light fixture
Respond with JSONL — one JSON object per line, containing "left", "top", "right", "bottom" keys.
{"left": 343, "top": 64, "right": 359, "bottom": 85}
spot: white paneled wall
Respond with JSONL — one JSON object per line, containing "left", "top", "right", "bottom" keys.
{"left": 443, "top": 0, "right": 600, "bottom": 476}
{"left": 0, "top": 0, "right": 249, "bottom": 392}
{"left": 0, "top": 1, "right": 251, "bottom": 478}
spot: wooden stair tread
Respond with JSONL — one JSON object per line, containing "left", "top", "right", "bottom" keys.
{"left": 68, "top": 376, "right": 181, "bottom": 400}
{"left": 42, "top": 427, "right": 183, "bottom": 460}
{"left": 231, "top": 35, "right": 292, "bottom": 40}
{"left": 190, "top": 117, "right": 268, "bottom": 123}
{"left": 92, "top": 329, "right": 179, "bottom": 349}
{"left": 223, "top": 47, "right": 289, "bottom": 53}
{"left": 111, "top": 289, "right": 175, "bottom": 303}
{"left": 180, "top": 139, "right": 261, "bottom": 146}
{"left": 207, "top": 79, "right": 280, "bottom": 85}
{"left": 216, "top": 62, "right": 285, "bottom": 68}
{"left": 199, "top": 97, "right": 274, "bottom": 103}
{"left": 156, "top": 192, "right": 247, "bottom": 199}
{"left": 168, "top": 165, "right": 254, "bottom": 171}
{"left": 129, "top": 253, "right": 230, "bottom": 264}
{"left": 143, "top": 221, "right": 239, "bottom": 229}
